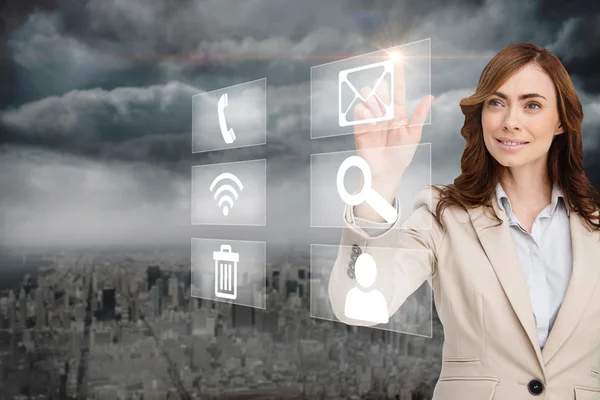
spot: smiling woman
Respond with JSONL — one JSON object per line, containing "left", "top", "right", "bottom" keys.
{"left": 328, "top": 42, "right": 600, "bottom": 400}
{"left": 436, "top": 43, "right": 600, "bottom": 232}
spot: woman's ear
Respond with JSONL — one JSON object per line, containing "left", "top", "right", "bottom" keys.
{"left": 555, "top": 123, "right": 564, "bottom": 135}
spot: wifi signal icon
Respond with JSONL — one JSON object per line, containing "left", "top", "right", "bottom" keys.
{"left": 209, "top": 172, "right": 244, "bottom": 216}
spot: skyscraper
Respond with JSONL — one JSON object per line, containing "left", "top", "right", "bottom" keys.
{"left": 151, "top": 285, "right": 161, "bottom": 319}
{"left": 158, "top": 276, "right": 168, "bottom": 297}
{"left": 7, "top": 291, "right": 16, "bottom": 331}
{"left": 130, "top": 297, "right": 139, "bottom": 322}
{"left": 92, "top": 271, "right": 98, "bottom": 293}
{"left": 146, "top": 265, "right": 161, "bottom": 291}
{"left": 102, "top": 288, "right": 116, "bottom": 319}
{"left": 168, "top": 275, "right": 179, "bottom": 307}
{"left": 19, "top": 288, "right": 27, "bottom": 328}
{"left": 35, "top": 287, "right": 46, "bottom": 328}
{"left": 271, "top": 269, "right": 281, "bottom": 292}
{"left": 232, "top": 303, "right": 255, "bottom": 329}
{"left": 0, "top": 296, "right": 7, "bottom": 316}
{"left": 62, "top": 292, "right": 70, "bottom": 330}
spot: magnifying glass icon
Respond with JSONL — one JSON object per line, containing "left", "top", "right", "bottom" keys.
{"left": 336, "top": 155, "right": 398, "bottom": 224}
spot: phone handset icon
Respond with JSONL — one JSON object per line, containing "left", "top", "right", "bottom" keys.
{"left": 218, "top": 93, "right": 236, "bottom": 144}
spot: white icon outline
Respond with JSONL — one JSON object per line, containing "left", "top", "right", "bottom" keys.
{"left": 338, "top": 60, "right": 394, "bottom": 127}
{"left": 218, "top": 93, "right": 236, "bottom": 144}
{"left": 336, "top": 155, "right": 397, "bottom": 224}
{"left": 191, "top": 78, "right": 267, "bottom": 154}
{"left": 344, "top": 252, "right": 389, "bottom": 324}
{"left": 213, "top": 244, "right": 239, "bottom": 300}
{"left": 191, "top": 159, "right": 266, "bottom": 227}
{"left": 209, "top": 172, "right": 244, "bottom": 217}
{"left": 191, "top": 238, "right": 267, "bottom": 309}
{"left": 309, "top": 244, "right": 433, "bottom": 336}
{"left": 310, "top": 39, "right": 431, "bottom": 140}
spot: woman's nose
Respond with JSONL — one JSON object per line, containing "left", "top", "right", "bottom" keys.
{"left": 502, "top": 108, "right": 521, "bottom": 131}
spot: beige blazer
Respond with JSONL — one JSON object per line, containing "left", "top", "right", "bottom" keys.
{"left": 328, "top": 186, "right": 600, "bottom": 399}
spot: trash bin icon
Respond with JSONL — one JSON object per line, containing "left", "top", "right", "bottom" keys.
{"left": 214, "top": 244, "right": 239, "bottom": 300}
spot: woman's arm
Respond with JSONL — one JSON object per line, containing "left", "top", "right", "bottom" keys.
{"left": 328, "top": 187, "right": 444, "bottom": 326}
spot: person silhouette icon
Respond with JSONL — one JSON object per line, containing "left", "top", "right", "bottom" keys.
{"left": 344, "top": 252, "right": 389, "bottom": 324}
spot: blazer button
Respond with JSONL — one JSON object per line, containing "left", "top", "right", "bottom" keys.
{"left": 527, "top": 379, "right": 544, "bottom": 395}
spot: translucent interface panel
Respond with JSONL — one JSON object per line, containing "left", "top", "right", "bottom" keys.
{"left": 310, "top": 143, "right": 431, "bottom": 230}
{"left": 310, "top": 244, "right": 432, "bottom": 337}
{"left": 192, "top": 78, "right": 266, "bottom": 153}
{"left": 191, "top": 238, "right": 266, "bottom": 309}
{"left": 311, "top": 38, "right": 431, "bottom": 139}
{"left": 192, "top": 159, "right": 266, "bottom": 226}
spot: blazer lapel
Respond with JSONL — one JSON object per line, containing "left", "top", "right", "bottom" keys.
{"left": 541, "top": 209, "right": 600, "bottom": 363}
{"left": 467, "top": 195, "right": 545, "bottom": 369}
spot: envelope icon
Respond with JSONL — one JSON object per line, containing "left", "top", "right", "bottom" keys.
{"left": 338, "top": 60, "right": 394, "bottom": 127}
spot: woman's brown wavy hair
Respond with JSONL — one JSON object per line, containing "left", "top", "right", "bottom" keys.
{"left": 431, "top": 43, "right": 600, "bottom": 232}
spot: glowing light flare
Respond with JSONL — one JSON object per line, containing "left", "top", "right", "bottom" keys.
{"left": 388, "top": 51, "right": 403, "bottom": 63}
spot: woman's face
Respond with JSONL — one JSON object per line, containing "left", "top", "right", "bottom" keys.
{"left": 481, "top": 63, "right": 564, "bottom": 171}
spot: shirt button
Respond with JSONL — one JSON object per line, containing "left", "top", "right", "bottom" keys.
{"left": 528, "top": 379, "right": 544, "bottom": 395}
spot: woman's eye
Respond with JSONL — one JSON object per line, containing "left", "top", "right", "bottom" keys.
{"left": 487, "top": 99, "right": 541, "bottom": 109}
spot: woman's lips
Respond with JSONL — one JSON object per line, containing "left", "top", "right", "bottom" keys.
{"left": 496, "top": 138, "right": 529, "bottom": 151}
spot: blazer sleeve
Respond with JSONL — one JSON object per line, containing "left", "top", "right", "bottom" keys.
{"left": 327, "top": 186, "right": 445, "bottom": 326}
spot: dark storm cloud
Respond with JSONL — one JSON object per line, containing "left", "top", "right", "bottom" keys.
{"left": 0, "top": 79, "right": 311, "bottom": 172}
{"left": 1, "top": 81, "right": 197, "bottom": 145}
{"left": 0, "top": 0, "right": 59, "bottom": 107}
{"left": 2, "top": 0, "right": 600, "bottom": 247}
{"left": 4, "top": 0, "right": 600, "bottom": 160}
{"left": 4, "top": 0, "right": 374, "bottom": 103}
{"left": 0, "top": 81, "right": 199, "bottom": 172}
{"left": 537, "top": 0, "right": 600, "bottom": 21}
{"left": 549, "top": 16, "right": 600, "bottom": 93}
{"left": 0, "top": 145, "right": 196, "bottom": 247}
{"left": 532, "top": 0, "right": 600, "bottom": 93}
{"left": 5, "top": 0, "right": 600, "bottom": 105}
{"left": 3, "top": 0, "right": 600, "bottom": 173}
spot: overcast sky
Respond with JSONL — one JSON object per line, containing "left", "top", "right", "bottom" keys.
{"left": 1, "top": 0, "right": 599, "bottom": 248}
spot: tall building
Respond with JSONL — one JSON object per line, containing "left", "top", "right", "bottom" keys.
{"left": 7, "top": 290, "right": 16, "bottom": 331}
{"left": 151, "top": 285, "right": 161, "bottom": 318}
{"left": 91, "top": 290, "right": 97, "bottom": 313}
{"left": 146, "top": 265, "right": 161, "bottom": 291}
{"left": 271, "top": 269, "right": 281, "bottom": 292}
{"left": 19, "top": 288, "right": 27, "bottom": 328}
{"left": 171, "top": 284, "right": 183, "bottom": 308}
{"left": 62, "top": 293, "right": 70, "bottom": 330}
{"left": 120, "top": 274, "right": 129, "bottom": 297}
{"left": 168, "top": 275, "right": 179, "bottom": 307}
{"left": 35, "top": 287, "right": 46, "bottom": 328}
{"left": 92, "top": 271, "right": 98, "bottom": 293}
{"left": 9, "top": 329, "right": 16, "bottom": 367}
{"left": 113, "top": 269, "right": 122, "bottom": 294}
{"left": 158, "top": 276, "right": 168, "bottom": 297}
{"left": 232, "top": 304, "right": 255, "bottom": 329}
{"left": 285, "top": 280, "right": 298, "bottom": 299}
{"left": 130, "top": 297, "right": 139, "bottom": 322}
{"left": 102, "top": 288, "right": 116, "bottom": 319}
{"left": 0, "top": 296, "right": 7, "bottom": 316}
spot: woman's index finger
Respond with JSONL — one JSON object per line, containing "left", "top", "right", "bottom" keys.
{"left": 374, "top": 77, "right": 390, "bottom": 114}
